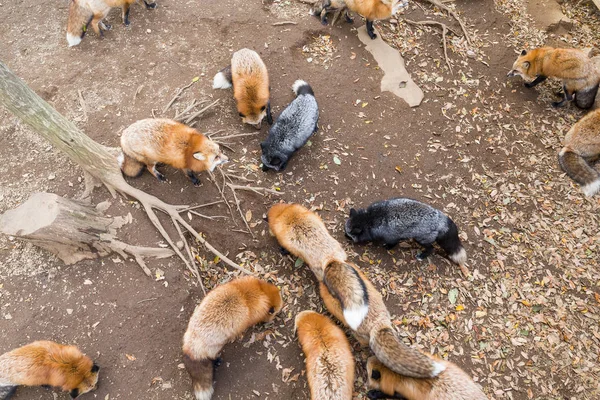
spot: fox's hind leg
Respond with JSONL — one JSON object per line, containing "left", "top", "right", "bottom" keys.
{"left": 415, "top": 242, "right": 434, "bottom": 260}
{"left": 344, "top": 9, "right": 354, "bottom": 23}
{"left": 122, "top": 3, "right": 131, "bottom": 25}
{"left": 148, "top": 164, "right": 166, "bottom": 182}
{"left": 266, "top": 101, "right": 273, "bottom": 125}
{"left": 143, "top": 0, "right": 158, "bottom": 9}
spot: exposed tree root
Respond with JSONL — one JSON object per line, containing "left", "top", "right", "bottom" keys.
{"left": 404, "top": 19, "right": 458, "bottom": 73}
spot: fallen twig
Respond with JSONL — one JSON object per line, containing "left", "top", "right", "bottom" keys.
{"left": 226, "top": 183, "right": 283, "bottom": 196}
{"left": 78, "top": 90, "right": 88, "bottom": 122}
{"left": 418, "top": 0, "right": 472, "bottom": 45}
{"left": 163, "top": 81, "right": 196, "bottom": 114}
{"left": 174, "top": 99, "right": 201, "bottom": 121}
{"left": 272, "top": 21, "right": 298, "bottom": 26}
{"left": 405, "top": 19, "right": 454, "bottom": 72}
{"left": 137, "top": 297, "right": 158, "bottom": 304}
{"left": 179, "top": 200, "right": 224, "bottom": 212}
{"left": 211, "top": 132, "right": 260, "bottom": 141}
{"left": 184, "top": 99, "right": 220, "bottom": 125}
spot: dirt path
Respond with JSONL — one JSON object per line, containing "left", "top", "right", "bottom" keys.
{"left": 0, "top": 0, "right": 599, "bottom": 399}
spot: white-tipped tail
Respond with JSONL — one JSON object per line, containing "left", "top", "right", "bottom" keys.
{"left": 343, "top": 304, "right": 369, "bottom": 331}
{"left": 449, "top": 247, "right": 467, "bottom": 265}
{"left": 117, "top": 152, "right": 125, "bottom": 168}
{"left": 431, "top": 361, "right": 447, "bottom": 377}
{"left": 582, "top": 179, "right": 600, "bottom": 197}
{"left": 67, "top": 33, "right": 82, "bottom": 47}
{"left": 212, "top": 72, "right": 232, "bottom": 89}
{"left": 292, "top": 79, "right": 309, "bottom": 95}
{"left": 194, "top": 386, "right": 214, "bottom": 400}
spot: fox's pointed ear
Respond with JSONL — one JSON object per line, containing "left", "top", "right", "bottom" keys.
{"left": 193, "top": 152, "right": 206, "bottom": 161}
{"left": 349, "top": 208, "right": 357, "bottom": 217}
{"left": 70, "top": 388, "right": 80, "bottom": 399}
{"left": 91, "top": 363, "right": 100, "bottom": 373}
{"left": 521, "top": 49, "right": 527, "bottom": 56}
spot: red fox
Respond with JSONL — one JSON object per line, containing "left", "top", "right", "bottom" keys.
{"left": 366, "top": 356, "right": 488, "bottom": 400}
{"left": 313, "top": 0, "right": 408, "bottom": 39}
{"left": 507, "top": 47, "right": 600, "bottom": 109}
{"left": 266, "top": 202, "right": 347, "bottom": 282}
{"left": 295, "top": 311, "right": 355, "bottom": 400}
{"left": 0, "top": 341, "right": 99, "bottom": 399}
{"left": 213, "top": 49, "right": 273, "bottom": 129}
{"left": 118, "top": 118, "right": 228, "bottom": 186}
{"left": 558, "top": 108, "right": 600, "bottom": 197}
{"left": 319, "top": 262, "right": 444, "bottom": 379}
{"left": 182, "top": 277, "right": 283, "bottom": 400}
{"left": 66, "top": 0, "right": 157, "bottom": 47}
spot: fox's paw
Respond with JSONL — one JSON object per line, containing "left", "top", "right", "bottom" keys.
{"left": 144, "top": 0, "right": 158, "bottom": 9}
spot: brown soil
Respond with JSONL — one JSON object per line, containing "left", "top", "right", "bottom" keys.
{"left": 1, "top": 0, "right": 599, "bottom": 400}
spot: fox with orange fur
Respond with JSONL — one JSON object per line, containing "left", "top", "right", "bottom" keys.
{"left": 314, "top": 0, "right": 408, "bottom": 39}
{"left": 66, "top": 0, "right": 157, "bottom": 47}
{"left": 266, "top": 202, "right": 347, "bottom": 281}
{"left": 319, "top": 262, "right": 444, "bottom": 379}
{"left": 507, "top": 47, "right": 600, "bottom": 109}
{"left": 558, "top": 108, "right": 600, "bottom": 197}
{"left": 118, "top": 118, "right": 228, "bottom": 186}
{"left": 0, "top": 341, "right": 99, "bottom": 399}
{"left": 266, "top": 202, "right": 441, "bottom": 379}
{"left": 182, "top": 277, "right": 283, "bottom": 400}
{"left": 295, "top": 311, "right": 355, "bottom": 400}
{"left": 366, "top": 356, "right": 488, "bottom": 400}
{"left": 213, "top": 49, "right": 273, "bottom": 129}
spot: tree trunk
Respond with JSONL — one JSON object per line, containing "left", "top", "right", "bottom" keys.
{"left": 0, "top": 62, "right": 123, "bottom": 190}
{"left": 0, "top": 61, "right": 251, "bottom": 286}
{"left": 0, "top": 193, "right": 173, "bottom": 276}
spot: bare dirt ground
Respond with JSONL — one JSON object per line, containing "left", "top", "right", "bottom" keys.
{"left": 0, "top": 0, "right": 599, "bottom": 399}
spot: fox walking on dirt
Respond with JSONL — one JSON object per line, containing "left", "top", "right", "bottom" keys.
{"left": 66, "top": 0, "right": 157, "bottom": 47}
{"left": 182, "top": 277, "right": 283, "bottom": 400}
{"left": 507, "top": 47, "right": 600, "bottom": 109}
{"left": 118, "top": 118, "right": 228, "bottom": 186}
{"left": 0, "top": 341, "right": 99, "bottom": 399}
{"left": 366, "top": 356, "right": 488, "bottom": 400}
{"left": 295, "top": 311, "right": 355, "bottom": 400}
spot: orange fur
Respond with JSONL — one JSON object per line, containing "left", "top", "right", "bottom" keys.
{"left": 367, "top": 356, "right": 488, "bottom": 400}
{"left": 267, "top": 202, "right": 347, "bottom": 281}
{"left": 508, "top": 47, "right": 600, "bottom": 108}
{"left": 66, "top": 0, "right": 155, "bottom": 46}
{"left": 558, "top": 108, "right": 600, "bottom": 196}
{"left": 0, "top": 341, "right": 99, "bottom": 398}
{"left": 182, "top": 277, "right": 283, "bottom": 400}
{"left": 231, "top": 49, "right": 271, "bottom": 127}
{"left": 344, "top": 0, "right": 400, "bottom": 21}
{"left": 119, "top": 118, "right": 227, "bottom": 183}
{"left": 295, "top": 311, "right": 354, "bottom": 400}
{"left": 319, "top": 262, "right": 443, "bottom": 379}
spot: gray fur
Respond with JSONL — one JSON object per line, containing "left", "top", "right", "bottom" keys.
{"left": 261, "top": 82, "right": 318, "bottom": 171}
{"left": 345, "top": 198, "right": 466, "bottom": 263}
{"left": 0, "top": 385, "right": 17, "bottom": 400}
{"left": 345, "top": 198, "right": 448, "bottom": 245}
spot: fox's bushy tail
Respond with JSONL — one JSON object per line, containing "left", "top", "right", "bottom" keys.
{"left": 183, "top": 354, "right": 215, "bottom": 400}
{"left": 437, "top": 217, "right": 467, "bottom": 265}
{"left": 369, "top": 323, "right": 445, "bottom": 379}
{"left": 66, "top": 0, "right": 93, "bottom": 47}
{"left": 292, "top": 80, "right": 314, "bottom": 96}
{"left": 117, "top": 151, "right": 145, "bottom": 178}
{"left": 323, "top": 262, "right": 369, "bottom": 330}
{"left": 559, "top": 147, "right": 600, "bottom": 197}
